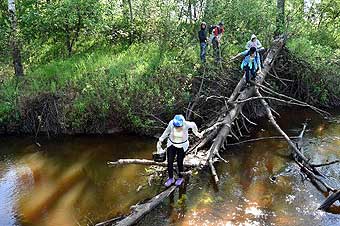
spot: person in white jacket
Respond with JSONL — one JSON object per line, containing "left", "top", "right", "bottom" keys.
{"left": 245, "top": 34, "right": 265, "bottom": 68}
{"left": 157, "top": 115, "right": 203, "bottom": 187}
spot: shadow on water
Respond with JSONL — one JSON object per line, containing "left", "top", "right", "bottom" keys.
{"left": 0, "top": 109, "right": 339, "bottom": 226}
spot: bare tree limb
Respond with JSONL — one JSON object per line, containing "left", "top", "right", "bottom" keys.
{"left": 107, "top": 159, "right": 203, "bottom": 168}
{"left": 311, "top": 160, "right": 340, "bottom": 167}
{"left": 226, "top": 136, "right": 299, "bottom": 146}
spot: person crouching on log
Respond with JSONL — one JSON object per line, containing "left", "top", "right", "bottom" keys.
{"left": 232, "top": 47, "right": 261, "bottom": 87}
{"left": 157, "top": 115, "right": 203, "bottom": 187}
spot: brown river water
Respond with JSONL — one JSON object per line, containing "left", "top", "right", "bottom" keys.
{"left": 0, "top": 109, "right": 339, "bottom": 226}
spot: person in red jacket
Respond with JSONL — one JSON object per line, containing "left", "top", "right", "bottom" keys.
{"left": 211, "top": 22, "right": 225, "bottom": 63}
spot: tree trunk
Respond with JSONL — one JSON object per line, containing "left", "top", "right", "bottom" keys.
{"left": 8, "top": 0, "right": 24, "bottom": 77}
{"left": 122, "top": 0, "right": 133, "bottom": 44}
{"left": 188, "top": 0, "right": 192, "bottom": 23}
{"left": 65, "top": 22, "right": 72, "bottom": 56}
{"left": 275, "top": 0, "right": 285, "bottom": 37}
{"left": 70, "top": 7, "right": 82, "bottom": 56}
{"left": 193, "top": 0, "right": 197, "bottom": 21}
{"left": 128, "top": 0, "right": 133, "bottom": 43}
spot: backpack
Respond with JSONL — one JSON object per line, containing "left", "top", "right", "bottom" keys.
{"left": 208, "top": 25, "right": 217, "bottom": 35}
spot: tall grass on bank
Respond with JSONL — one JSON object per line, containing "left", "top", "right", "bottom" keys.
{"left": 0, "top": 42, "right": 198, "bottom": 133}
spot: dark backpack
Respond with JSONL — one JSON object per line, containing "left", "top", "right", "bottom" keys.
{"left": 208, "top": 25, "right": 217, "bottom": 35}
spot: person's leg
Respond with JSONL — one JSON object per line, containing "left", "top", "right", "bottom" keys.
{"left": 250, "top": 65, "right": 256, "bottom": 81}
{"left": 175, "top": 147, "right": 185, "bottom": 186}
{"left": 200, "top": 43, "right": 206, "bottom": 63}
{"left": 167, "top": 146, "right": 176, "bottom": 179}
{"left": 200, "top": 43, "right": 204, "bottom": 62}
{"left": 244, "top": 65, "right": 250, "bottom": 83}
{"left": 216, "top": 44, "right": 221, "bottom": 63}
{"left": 176, "top": 147, "right": 185, "bottom": 178}
{"left": 202, "top": 43, "right": 206, "bottom": 63}
{"left": 212, "top": 39, "right": 218, "bottom": 62}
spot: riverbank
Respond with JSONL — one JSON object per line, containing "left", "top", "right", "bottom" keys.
{"left": 0, "top": 41, "right": 339, "bottom": 136}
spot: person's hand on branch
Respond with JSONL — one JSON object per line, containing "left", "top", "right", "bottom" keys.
{"left": 157, "top": 140, "right": 162, "bottom": 152}
{"left": 197, "top": 131, "right": 204, "bottom": 139}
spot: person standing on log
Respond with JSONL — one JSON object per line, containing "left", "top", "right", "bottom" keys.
{"left": 198, "top": 22, "right": 208, "bottom": 63}
{"left": 232, "top": 47, "right": 261, "bottom": 86}
{"left": 245, "top": 34, "right": 265, "bottom": 68}
{"left": 157, "top": 115, "right": 203, "bottom": 187}
{"left": 209, "top": 22, "right": 224, "bottom": 63}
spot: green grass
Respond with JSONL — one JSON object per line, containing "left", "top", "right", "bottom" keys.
{"left": 0, "top": 42, "right": 198, "bottom": 133}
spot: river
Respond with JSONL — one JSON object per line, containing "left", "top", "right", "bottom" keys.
{"left": 0, "top": 109, "right": 339, "bottom": 226}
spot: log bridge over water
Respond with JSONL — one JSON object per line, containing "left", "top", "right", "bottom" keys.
{"left": 97, "top": 37, "right": 340, "bottom": 226}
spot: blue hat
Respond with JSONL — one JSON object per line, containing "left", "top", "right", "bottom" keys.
{"left": 173, "top": 115, "right": 184, "bottom": 127}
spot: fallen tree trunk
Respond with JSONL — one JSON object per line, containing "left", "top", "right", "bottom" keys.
{"left": 203, "top": 38, "right": 285, "bottom": 184}
{"left": 95, "top": 186, "right": 177, "bottom": 226}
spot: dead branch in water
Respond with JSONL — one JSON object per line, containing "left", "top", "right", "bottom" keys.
{"left": 107, "top": 159, "right": 203, "bottom": 168}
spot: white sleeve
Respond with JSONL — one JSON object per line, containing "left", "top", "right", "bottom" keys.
{"left": 159, "top": 121, "right": 172, "bottom": 142}
{"left": 186, "top": 121, "right": 200, "bottom": 137}
{"left": 245, "top": 41, "right": 251, "bottom": 49}
{"left": 257, "top": 40, "right": 263, "bottom": 49}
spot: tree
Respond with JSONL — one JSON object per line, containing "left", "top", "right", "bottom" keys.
{"left": 20, "top": 0, "right": 103, "bottom": 56}
{"left": 122, "top": 0, "right": 134, "bottom": 44}
{"left": 275, "top": 0, "right": 285, "bottom": 37}
{"left": 8, "top": 0, "right": 24, "bottom": 76}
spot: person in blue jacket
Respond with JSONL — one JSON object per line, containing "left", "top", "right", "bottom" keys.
{"left": 231, "top": 47, "right": 261, "bottom": 86}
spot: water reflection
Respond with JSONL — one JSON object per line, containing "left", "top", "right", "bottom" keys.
{"left": 0, "top": 135, "right": 156, "bottom": 226}
{"left": 0, "top": 163, "right": 33, "bottom": 226}
{"left": 0, "top": 111, "right": 339, "bottom": 226}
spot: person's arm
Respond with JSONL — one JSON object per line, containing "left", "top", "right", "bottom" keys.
{"left": 186, "top": 121, "right": 203, "bottom": 138}
{"left": 257, "top": 40, "right": 264, "bottom": 50}
{"left": 231, "top": 50, "right": 248, "bottom": 61}
{"left": 157, "top": 122, "right": 172, "bottom": 150}
{"left": 245, "top": 41, "right": 251, "bottom": 50}
{"left": 256, "top": 55, "right": 262, "bottom": 72}
{"left": 213, "top": 28, "right": 220, "bottom": 43}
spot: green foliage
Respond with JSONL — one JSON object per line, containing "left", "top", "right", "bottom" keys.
{"left": 285, "top": 0, "right": 340, "bottom": 105}
{"left": 0, "top": 0, "right": 339, "bottom": 133}
{"left": 0, "top": 79, "right": 19, "bottom": 124}
{"left": 0, "top": 42, "right": 196, "bottom": 132}
{"left": 17, "top": 0, "right": 104, "bottom": 61}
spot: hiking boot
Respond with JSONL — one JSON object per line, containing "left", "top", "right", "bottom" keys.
{"left": 175, "top": 178, "right": 184, "bottom": 186}
{"left": 164, "top": 178, "right": 175, "bottom": 187}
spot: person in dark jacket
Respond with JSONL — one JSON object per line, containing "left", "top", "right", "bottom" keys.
{"left": 198, "top": 22, "right": 208, "bottom": 63}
